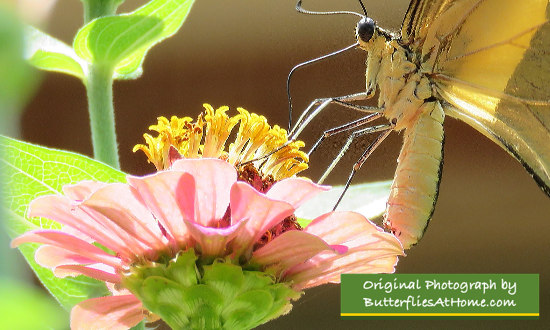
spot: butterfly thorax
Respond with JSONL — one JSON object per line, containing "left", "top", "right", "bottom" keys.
{"left": 361, "top": 32, "right": 433, "bottom": 131}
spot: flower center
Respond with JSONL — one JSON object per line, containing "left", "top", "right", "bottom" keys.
{"left": 134, "top": 104, "right": 309, "bottom": 251}
{"left": 255, "top": 215, "right": 302, "bottom": 249}
{"left": 237, "top": 163, "right": 275, "bottom": 193}
{"left": 237, "top": 163, "right": 302, "bottom": 248}
{"left": 214, "top": 162, "right": 302, "bottom": 246}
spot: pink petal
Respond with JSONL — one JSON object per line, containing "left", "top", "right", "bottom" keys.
{"left": 266, "top": 178, "right": 330, "bottom": 209}
{"left": 286, "top": 211, "right": 404, "bottom": 290}
{"left": 127, "top": 171, "right": 195, "bottom": 246}
{"left": 71, "top": 295, "right": 144, "bottom": 330}
{"left": 288, "top": 241, "right": 402, "bottom": 290}
{"left": 304, "top": 211, "right": 385, "bottom": 245}
{"left": 54, "top": 264, "right": 120, "bottom": 283}
{"left": 60, "top": 225, "right": 94, "bottom": 243}
{"left": 251, "top": 230, "right": 342, "bottom": 274}
{"left": 11, "top": 230, "right": 122, "bottom": 268}
{"left": 230, "top": 182, "right": 294, "bottom": 255}
{"left": 81, "top": 183, "right": 167, "bottom": 251}
{"left": 184, "top": 219, "right": 246, "bottom": 257}
{"left": 35, "top": 245, "right": 97, "bottom": 268}
{"left": 63, "top": 181, "right": 109, "bottom": 201}
{"left": 28, "top": 195, "right": 140, "bottom": 260}
{"left": 171, "top": 158, "right": 237, "bottom": 226}
{"left": 330, "top": 245, "right": 349, "bottom": 254}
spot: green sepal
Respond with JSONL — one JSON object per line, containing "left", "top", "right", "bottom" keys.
{"left": 222, "top": 290, "right": 273, "bottom": 329}
{"left": 123, "top": 249, "right": 301, "bottom": 329}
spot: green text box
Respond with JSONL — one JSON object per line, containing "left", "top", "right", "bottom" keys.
{"left": 341, "top": 274, "right": 539, "bottom": 320}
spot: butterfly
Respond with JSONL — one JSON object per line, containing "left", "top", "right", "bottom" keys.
{"left": 288, "top": 0, "right": 550, "bottom": 249}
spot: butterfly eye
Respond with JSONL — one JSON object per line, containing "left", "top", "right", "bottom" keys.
{"left": 356, "top": 17, "right": 375, "bottom": 43}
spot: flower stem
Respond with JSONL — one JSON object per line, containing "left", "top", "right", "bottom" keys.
{"left": 82, "top": 0, "right": 123, "bottom": 169}
{"left": 83, "top": 0, "right": 122, "bottom": 23}
{"left": 86, "top": 64, "right": 120, "bottom": 169}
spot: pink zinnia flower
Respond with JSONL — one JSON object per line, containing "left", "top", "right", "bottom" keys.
{"left": 12, "top": 106, "right": 404, "bottom": 329}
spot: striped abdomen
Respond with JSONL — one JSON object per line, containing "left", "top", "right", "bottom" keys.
{"left": 384, "top": 101, "right": 445, "bottom": 249}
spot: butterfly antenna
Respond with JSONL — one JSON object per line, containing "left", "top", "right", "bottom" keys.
{"left": 357, "top": 0, "right": 368, "bottom": 17}
{"left": 287, "top": 43, "right": 358, "bottom": 130}
{"left": 296, "top": 0, "right": 364, "bottom": 18}
{"left": 288, "top": 1, "right": 366, "bottom": 130}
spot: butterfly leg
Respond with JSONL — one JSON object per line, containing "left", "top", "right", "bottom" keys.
{"left": 308, "top": 112, "right": 383, "bottom": 157}
{"left": 290, "top": 91, "right": 379, "bottom": 139}
{"left": 319, "top": 123, "right": 392, "bottom": 184}
{"left": 241, "top": 93, "right": 380, "bottom": 166}
{"left": 329, "top": 127, "right": 393, "bottom": 210}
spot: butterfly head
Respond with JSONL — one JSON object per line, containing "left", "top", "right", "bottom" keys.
{"left": 356, "top": 17, "right": 376, "bottom": 47}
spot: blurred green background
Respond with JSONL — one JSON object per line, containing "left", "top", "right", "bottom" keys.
{"left": 4, "top": 0, "right": 549, "bottom": 328}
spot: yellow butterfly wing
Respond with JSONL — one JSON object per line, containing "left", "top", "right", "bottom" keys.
{"left": 404, "top": 0, "right": 550, "bottom": 195}
{"left": 401, "top": 0, "right": 455, "bottom": 49}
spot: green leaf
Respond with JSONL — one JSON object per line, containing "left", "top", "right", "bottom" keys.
{"left": 295, "top": 180, "right": 392, "bottom": 226}
{"left": 28, "top": 50, "right": 85, "bottom": 80}
{"left": 0, "top": 135, "right": 126, "bottom": 310}
{"left": 81, "top": 0, "right": 125, "bottom": 23}
{"left": 74, "top": 0, "right": 195, "bottom": 80}
{"left": 0, "top": 8, "right": 37, "bottom": 129}
{"left": 0, "top": 278, "right": 67, "bottom": 329}
{"left": 24, "top": 26, "right": 86, "bottom": 80}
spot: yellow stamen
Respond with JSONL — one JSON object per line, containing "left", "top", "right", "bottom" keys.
{"left": 134, "top": 104, "right": 308, "bottom": 180}
{"left": 203, "top": 104, "right": 240, "bottom": 158}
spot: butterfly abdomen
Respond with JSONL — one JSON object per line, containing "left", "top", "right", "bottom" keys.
{"left": 384, "top": 101, "right": 445, "bottom": 249}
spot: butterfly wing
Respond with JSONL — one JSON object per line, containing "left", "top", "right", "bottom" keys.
{"left": 401, "top": 0, "right": 455, "bottom": 49}
{"left": 403, "top": 0, "right": 550, "bottom": 195}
